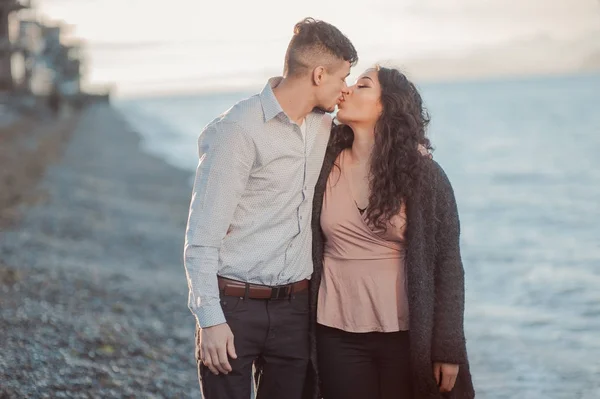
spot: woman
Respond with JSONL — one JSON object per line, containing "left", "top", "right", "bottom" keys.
{"left": 307, "top": 66, "right": 475, "bottom": 399}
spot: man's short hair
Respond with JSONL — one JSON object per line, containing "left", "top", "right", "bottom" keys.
{"left": 284, "top": 18, "right": 358, "bottom": 77}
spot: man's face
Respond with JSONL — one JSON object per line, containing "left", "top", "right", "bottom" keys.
{"left": 315, "top": 60, "right": 352, "bottom": 113}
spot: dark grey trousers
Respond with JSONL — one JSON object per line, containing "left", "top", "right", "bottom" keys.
{"left": 196, "top": 290, "right": 310, "bottom": 399}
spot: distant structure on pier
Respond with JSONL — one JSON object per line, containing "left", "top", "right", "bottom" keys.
{"left": 0, "top": 0, "right": 102, "bottom": 108}
{"left": 0, "top": 0, "right": 29, "bottom": 93}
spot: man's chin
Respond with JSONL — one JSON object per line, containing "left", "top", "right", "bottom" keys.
{"left": 314, "top": 105, "right": 337, "bottom": 114}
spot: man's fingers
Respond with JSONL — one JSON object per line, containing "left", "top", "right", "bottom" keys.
{"left": 227, "top": 335, "right": 238, "bottom": 360}
{"left": 216, "top": 344, "right": 232, "bottom": 374}
{"left": 203, "top": 351, "right": 219, "bottom": 375}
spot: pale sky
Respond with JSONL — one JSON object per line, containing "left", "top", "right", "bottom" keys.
{"left": 36, "top": 0, "right": 600, "bottom": 97}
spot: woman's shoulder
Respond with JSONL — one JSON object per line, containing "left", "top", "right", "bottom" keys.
{"left": 422, "top": 159, "right": 455, "bottom": 198}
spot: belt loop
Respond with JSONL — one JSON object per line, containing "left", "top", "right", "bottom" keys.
{"left": 290, "top": 283, "right": 295, "bottom": 300}
{"left": 244, "top": 283, "right": 250, "bottom": 301}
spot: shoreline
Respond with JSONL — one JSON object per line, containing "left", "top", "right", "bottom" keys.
{"left": 0, "top": 104, "right": 199, "bottom": 397}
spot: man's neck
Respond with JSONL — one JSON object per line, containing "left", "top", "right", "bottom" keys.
{"left": 272, "top": 77, "right": 314, "bottom": 125}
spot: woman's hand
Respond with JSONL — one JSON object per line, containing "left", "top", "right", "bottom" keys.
{"left": 433, "top": 362, "right": 459, "bottom": 393}
{"left": 417, "top": 144, "right": 432, "bottom": 159}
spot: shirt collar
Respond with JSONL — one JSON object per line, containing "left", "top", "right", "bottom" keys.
{"left": 259, "top": 77, "right": 285, "bottom": 122}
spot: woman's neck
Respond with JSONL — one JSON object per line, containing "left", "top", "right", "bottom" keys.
{"left": 348, "top": 125, "right": 375, "bottom": 166}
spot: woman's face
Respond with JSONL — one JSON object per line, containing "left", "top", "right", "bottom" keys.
{"left": 336, "top": 69, "right": 382, "bottom": 127}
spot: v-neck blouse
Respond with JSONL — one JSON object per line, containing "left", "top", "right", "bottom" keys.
{"left": 317, "top": 150, "right": 410, "bottom": 333}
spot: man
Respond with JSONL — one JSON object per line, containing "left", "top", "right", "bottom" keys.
{"left": 183, "top": 17, "right": 358, "bottom": 399}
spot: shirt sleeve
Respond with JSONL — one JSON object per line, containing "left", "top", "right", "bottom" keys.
{"left": 183, "top": 120, "right": 255, "bottom": 328}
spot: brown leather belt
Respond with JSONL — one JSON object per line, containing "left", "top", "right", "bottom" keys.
{"left": 217, "top": 276, "right": 309, "bottom": 300}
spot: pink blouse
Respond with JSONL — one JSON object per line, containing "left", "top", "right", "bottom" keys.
{"left": 318, "top": 150, "right": 410, "bottom": 333}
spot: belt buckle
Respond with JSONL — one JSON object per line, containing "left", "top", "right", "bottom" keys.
{"left": 270, "top": 286, "right": 288, "bottom": 300}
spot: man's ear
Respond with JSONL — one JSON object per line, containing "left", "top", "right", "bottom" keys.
{"left": 312, "top": 66, "right": 326, "bottom": 86}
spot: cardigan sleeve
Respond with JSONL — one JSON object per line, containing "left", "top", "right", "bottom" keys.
{"left": 431, "top": 162, "right": 468, "bottom": 365}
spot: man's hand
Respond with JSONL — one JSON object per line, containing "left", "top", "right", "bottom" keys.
{"left": 197, "top": 323, "right": 237, "bottom": 375}
{"left": 433, "top": 362, "right": 459, "bottom": 393}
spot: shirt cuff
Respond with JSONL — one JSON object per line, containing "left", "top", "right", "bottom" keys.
{"left": 192, "top": 303, "right": 227, "bottom": 329}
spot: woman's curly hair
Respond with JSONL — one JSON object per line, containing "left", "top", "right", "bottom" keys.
{"left": 329, "top": 66, "right": 432, "bottom": 230}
